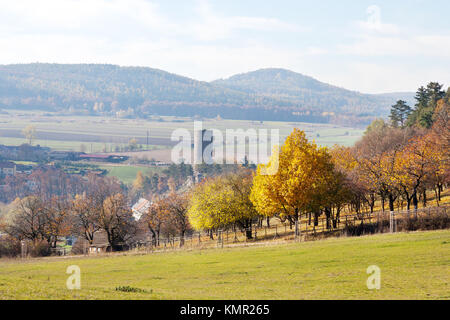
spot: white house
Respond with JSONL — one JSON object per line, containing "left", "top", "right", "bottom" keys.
{"left": 131, "top": 198, "right": 151, "bottom": 221}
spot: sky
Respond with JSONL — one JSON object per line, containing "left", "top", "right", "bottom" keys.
{"left": 0, "top": 0, "right": 449, "bottom": 93}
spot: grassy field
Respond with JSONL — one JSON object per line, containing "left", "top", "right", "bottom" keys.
{"left": 0, "top": 136, "right": 164, "bottom": 153}
{"left": 0, "top": 230, "right": 448, "bottom": 300}
{"left": 97, "top": 164, "right": 165, "bottom": 184}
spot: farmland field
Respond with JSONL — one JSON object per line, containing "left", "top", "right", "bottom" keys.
{"left": 97, "top": 164, "right": 166, "bottom": 184}
{"left": 0, "top": 230, "right": 448, "bottom": 300}
{"left": 0, "top": 111, "right": 364, "bottom": 153}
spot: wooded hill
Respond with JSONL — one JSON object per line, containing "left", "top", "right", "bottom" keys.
{"left": 0, "top": 64, "right": 414, "bottom": 125}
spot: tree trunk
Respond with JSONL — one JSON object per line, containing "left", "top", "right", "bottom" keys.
{"left": 324, "top": 207, "right": 331, "bottom": 230}
{"left": 333, "top": 207, "right": 340, "bottom": 229}
{"left": 434, "top": 188, "right": 440, "bottom": 207}
{"left": 246, "top": 220, "right": 253, "bottom": 240}
{"left": 294, "top": 208, "right": 300, "bottom": 238}
{"left": 314, "top": 212, "right": 319, "bottom": 227}
{"left": 388, "top": 194, "right": 395, "bottom": 212}
{"left": 156, "top": 231, "right": 160, "bottom": 246}
{"left": 413, "top": 192, "right": 418, "bottom": 211}
{"left": 422, "top": 189, "right": 427, "bottom": 207}
{"left": 180, "top": 231, "right": 185, "bottom": 247}
{"left": 369, "top": 193, "right": 375, "bottom": 214}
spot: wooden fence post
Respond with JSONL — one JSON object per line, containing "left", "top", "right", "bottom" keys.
{"left": 389, "top": 211, "right": 394, "bottom": 233}
{"left": 294, "top": 220, "right": 300, "bottom": 241}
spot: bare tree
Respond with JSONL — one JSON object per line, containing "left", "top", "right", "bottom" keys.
{"left": 22, "top": 125, "right": 37, "bottom": 145}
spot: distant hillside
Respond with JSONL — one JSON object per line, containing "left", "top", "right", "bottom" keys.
{"left": 212, "top": 68, "right": 415, "bottom": 115}
{"left": 0, "top": 64, "right": 414, "bottom": 125}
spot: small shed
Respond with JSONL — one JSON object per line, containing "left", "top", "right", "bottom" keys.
{"left": 89, "top": 230, "right": 111, "bottom": 254}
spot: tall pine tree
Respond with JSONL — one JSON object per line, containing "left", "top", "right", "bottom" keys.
{"left": 389, "top": 100, "right": 411, "bottom": 127}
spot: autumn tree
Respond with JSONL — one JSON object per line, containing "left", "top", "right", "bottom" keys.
{"left": 330, "top": 145, "right": 376, "bottom": 214}
{"left": 71, "top": 194, "right": 101, "bottom": 245}
{"left": 157, "top": 193, "right": 191, "bottom": 246}
{"left": 42, "top": 196, "right": 73, "bottom": 248}
{"left": 188, "top": 169, "right": 259, "bottom": 239}
{"left": 431, "top": 92, "right": 450, "bottom": 156}
{"left": 352, "top": 126, "right": 413, "bottom": 212}
{"left": 99, "top": 193, "right": 136, "bottom": 249}
{"left": 22, "top": 125, "right": 37, "bottom": 145}
{"left": 131, "top": 171, "right": 147, "bottom": 200}
{"left": 251, "top": 129, "right": 335, "bottom": 237}
{"left": 393, "top": 134, "right": 436, "bottom": 210}
{"left": 364, "top": 119, "right": 387, "bottom": 135}
{"left": 72, "top": 175, "right": 126, "bottom": 248}
{"left": 143, "top": 198, "right": 167, "bottom": 246}
{"left": 6, "top": 196, "right": 45, "bottom": 243}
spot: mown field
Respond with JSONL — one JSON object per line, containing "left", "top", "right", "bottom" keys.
{"left": 0, "top": 230, "right": 448, "bottom": 300}
{"left": 97, "top": 164, "right": 165, "bottom": 184}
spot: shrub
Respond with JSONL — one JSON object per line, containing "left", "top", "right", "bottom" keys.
{"left": 29, "top": 241, "right": 51, "bottom": 257}
{"left": 342, "top": 220, "right": 390, "bottom": 237}
{"left": 115, "top": 286, "right": 149, "bottom": 293}
{"left": 0, "top": 237, "right": 21, "bottom": 258}
{"left": 397, "top": 212, "right": 449, "bottom": 232}
{"left": 71, "top": 238, "right": 88, "bottom": 255}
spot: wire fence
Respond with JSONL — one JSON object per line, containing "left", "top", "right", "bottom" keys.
{"left": 126, "top": 205, "right": 449, "bottom": 254}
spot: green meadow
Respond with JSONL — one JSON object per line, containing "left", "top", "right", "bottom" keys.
{"left": 0, "top": 230, "right": 448, "bottom": 300}
{"left": 98, "top": 165, "right": 165, "bottom": 184}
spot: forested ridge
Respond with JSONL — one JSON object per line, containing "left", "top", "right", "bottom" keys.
{"left": 0, "top": 64, "right": 414, "bottom": 125}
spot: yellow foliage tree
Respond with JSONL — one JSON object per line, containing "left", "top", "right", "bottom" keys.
{"left": 188, "top": 169, "right": 258, "bottom": 239}
{"left": 250, "top": 129, "right": 335, "bottom": 236}
{"left": 394, "top": 133, "right": 446, "bottom": 209}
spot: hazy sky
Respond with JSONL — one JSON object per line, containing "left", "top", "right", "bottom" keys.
{"left": 1, "top": 0, "right": 449, "bottom": 93}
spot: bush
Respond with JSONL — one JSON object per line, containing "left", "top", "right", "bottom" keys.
{"left": 115, "top": 286, "right": 149, "bottom": 293}
{"left": 71, "top": 238, "right": 88, "bottom": 255}
{"left": 0, "top": 237, "right": 21, "bottom": 258}
{"left": 342, "top": 211, "right": 449, "bottom": 237}
{"left": 397, "top": 212, "right": 449, "bottom": 232}
{"left": 343, "top": 220, "right": 390, "bottom": 237}
{"left": 29, "top": 241, "right": 51, "bottom": 257}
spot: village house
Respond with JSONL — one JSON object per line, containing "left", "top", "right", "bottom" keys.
{"left": 131, "top": 198, "right": 151, "bottom": 221}
{"left": 16, "top": 164, "right": 33, "bottom": 175}
{"left": 0, "top": 161, "right": 16, "bottom": 176}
